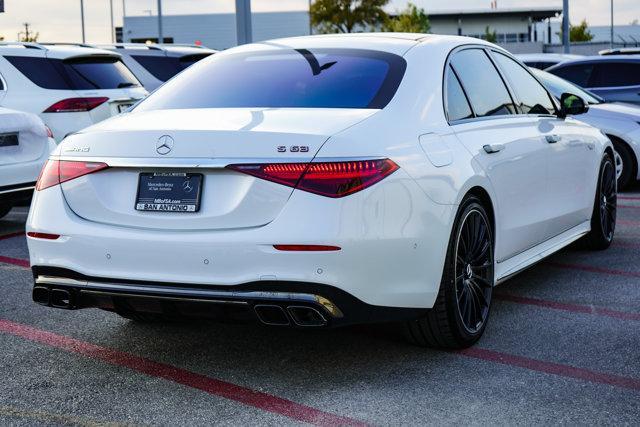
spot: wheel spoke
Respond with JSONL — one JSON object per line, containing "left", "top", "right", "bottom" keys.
{"left": 471, "top": 273, "right": 492, "bottom": 288}
{"left": 469, "top": 280, "right": 489, "bottom": 307}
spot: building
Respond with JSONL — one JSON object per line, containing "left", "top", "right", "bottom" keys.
{"left": 123, "top": 11, "right": 310, "bottom": 50}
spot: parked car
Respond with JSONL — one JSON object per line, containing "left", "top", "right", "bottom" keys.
{"left": 0, "top": 42, "right": 148, "bottom": 141}
{"left": 599, "top": 47, "right": 640, "bottom": 56}
{"left": 0, "top": 107, "right": 56, "bottom": 218}
{"left": 27, "top": 34, "right": 615, "bottom": 349}
{"left": 95, "top": 44, "right": 217, "bottom": 91}
{"left": 516, "top": 53, "right": 583, "bottom": 70}
{"left": 547, "top": 56, "right": 640, "bottom": 105}
{"left": 532, "top": 67, "right": 640, "bottom": 190}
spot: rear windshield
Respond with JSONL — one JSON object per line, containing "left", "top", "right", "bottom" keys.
{"left": 131, "top": 53, "right": 212, "bottom": 82}
{"left": 134, "top": 48, "right": 407, "bottom": 111}
{"left": 5, "top": 55, "right": 141, "bottom": 90}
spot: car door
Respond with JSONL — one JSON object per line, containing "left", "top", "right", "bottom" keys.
{"left": 446, "top": 48, "right": 550, "bottom": 262}
{"left": 588, "top": 61, "right": 640, "bottom": 105}
{"left": 491, "top": 51, "right": 594, "bottom": 237}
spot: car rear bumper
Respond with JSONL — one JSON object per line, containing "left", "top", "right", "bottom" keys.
{"left": 31, "top": 266, "right": 426, "bottom": 327}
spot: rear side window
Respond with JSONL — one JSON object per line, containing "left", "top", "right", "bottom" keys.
{"left": 445, "top": 66, "right": 473, "bottom": 121}
{"left": 592, "top": 62, "right": 640, "bottom": 88}
{"left": 493, "top": 53, "right": 555, "bottom": 115}
{"left": 135, "top": 48, "right": 407, "bottom": 111}
{"left": 549, "top": 64, "right": 594, "bottom": 87}
{"left": 132, "top": 54, "right": 211, "bottom": 82}
{"left": 5, "top": 55, "right": 140, "bottom": 90}
{"left": 450, "top": 49, "right": 515, "bottom": 118}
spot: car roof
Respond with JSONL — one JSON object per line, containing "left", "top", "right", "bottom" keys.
{"left": 95, "top": 43, "right": 217, "bottom": 57}
{"left": 0, "top": 42, "right": 120, "bottom": 60}
{"left": 516, "top": 53, "right": 583, "bottom": 61}
{"left": 548, "top": 55, "right": 640, "bottom": 67}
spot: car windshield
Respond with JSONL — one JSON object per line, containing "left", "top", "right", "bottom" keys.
{"left": 134, "top": 48, "right": 407, "bottom": 111}
{"left": 532, "top": 68, "right": 603, "bottom": 105}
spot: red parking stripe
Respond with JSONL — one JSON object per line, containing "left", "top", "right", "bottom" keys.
{"left": 618, "top": 219, "right": 640, "bottom": 227}
{"left": 618, "top": 205, "right": 640, "bottom": 210}
{"left": 0, "top": 319, "right": 367, "bottom": 427}
{"left": 0, "top": 231, "right": 24, "bottom": 241}
{"left": 547, "top": 261, "right": 640, "bottom": 278}
{"left": 495, "top": 293, "right": 640, "bottom": 321}
{"left": 0, "top": 256, "right": 29, "bottom": 268}
{"left": 618, "top": 195, "right": 640, "bottom": 201}
{"left": 459, "top": 347, "right": 640, "bottom": 391}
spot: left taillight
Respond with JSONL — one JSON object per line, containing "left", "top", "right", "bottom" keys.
{"left": 227, "top": 159, "right": 399, "bottom": 198}
{"left": 43, "top": 97, "right": 109, "bottom": 113}
{"left": 36, "top": 160, "right": 109, "bottom": 191}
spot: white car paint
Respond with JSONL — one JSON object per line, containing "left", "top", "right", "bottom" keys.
{"left": 0, "top": 107, "right": 56, "bottom": 214}
{"left": 26, "top": 34, "right": 612, "bottom": 339}
{"left": 0, "top": 43, "right": 148, "bottom": 141}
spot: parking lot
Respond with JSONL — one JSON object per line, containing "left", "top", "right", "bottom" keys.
{"left": 0, "top": 189, "right": 639, "bottom": 426}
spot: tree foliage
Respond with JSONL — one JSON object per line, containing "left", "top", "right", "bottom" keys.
{"left": 383, "top": 3, "right": 430, "bottom": 33}
{"left": 557, "top": 19, "right": 594, "bottom": 42}
{"left": 310, "top": 0, "right": 389, "bottom": 34}
{"left": 484, "top": 26, "right": 497, "bottom": 43}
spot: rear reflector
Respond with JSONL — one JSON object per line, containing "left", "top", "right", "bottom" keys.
{"left": 43, "top": 97, "right": 109, "bottom": 113}
{"left": 36, "top": 160, "right": 109, "bottom": 191}
{"left": 27, "top": 232, "right": 60, "bottom": 240}
{"left": 273, "top": 245, "right": 341, "bottom": 251}
{"left": 228, "top": 159, "right": 399, "bottom": 198}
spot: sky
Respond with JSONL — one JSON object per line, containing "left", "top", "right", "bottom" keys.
{"left": 0, "top": 0, "right": 638, "bottom": 44}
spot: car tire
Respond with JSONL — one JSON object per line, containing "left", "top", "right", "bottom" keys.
{"left": 0, "top": 204, "right": 13, "bottom": 219}
{"left": 584, "top": 153, "right": 617, "bottom": 250}
{"left": 403, "top": 195, "right": 494, "bottom": 349}
{"left": 611, "top": 140, "right": 634, "bottom": 190}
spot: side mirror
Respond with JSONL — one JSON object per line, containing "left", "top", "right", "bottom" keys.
{"left": 559, "top": 93, "right": 589, "bottom": 117}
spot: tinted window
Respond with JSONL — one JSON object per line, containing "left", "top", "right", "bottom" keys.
{"left": 445, "top": 66, "right": 473, "bottom": 121}
{"left": 549, "top": 63, "right": 594, "bottom": 87}
{"left": 450, "top": 49, "right": 515, "bottom": 118}
{"left": 493, "top": 53, "right": 555, "bottom": 115}
{"left": 592, "top": 62, "right": 640, "bottom": 87}
{"left": 132, "top": 54, "right": 212, "bottom": 82}
{"left": 5, "top": 55, "right": 140, "bottom": 90}
{"left": 135, "top": 49, "right": 406, "bottom": 111}
{"left": 531, "top": 68, "right": 602, "bottom": 104}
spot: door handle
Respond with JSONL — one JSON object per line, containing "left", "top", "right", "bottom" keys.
{"left": 546, "top": 135, "right": 561, "bottom": 144}
{"left": 483, "top": 144, "right": 505, "bottom": 154}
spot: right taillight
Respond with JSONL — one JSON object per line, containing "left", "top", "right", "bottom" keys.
{"left": 227, "top": 159, "right": 399, "bottom": 198}
{"left": 36, "top": 160, "right": 109, "bottom": 191}
{"left": 43, "top": 97, "right": 109, "bottom": 113}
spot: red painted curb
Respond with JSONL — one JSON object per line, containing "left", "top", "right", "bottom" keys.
{"left": 459, "top": 347, "right": 640, "bottom": 391}
{"left": 547, "top": 261, "right": 640, "bottom": 278}
{"left": 0, "top": 319, "right": 367, "bottom": 426}
{"left": 0, "top": 256, "right": 29, "bottom": 268}
{"left": 495, "top": 293, "right": 640, "bottom": 321}
{"left": 0, "top": 231, "right": 24, "bottom": 241}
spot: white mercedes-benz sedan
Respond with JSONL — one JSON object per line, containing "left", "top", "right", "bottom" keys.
{"left": 26, "top": 34, "right": 616, "bottom": 349}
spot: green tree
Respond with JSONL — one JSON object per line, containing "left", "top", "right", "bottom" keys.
{"left": 557, "top": 19, "right": 594, "bottom": 42}
{"left": 484, "top": 25, "right": 497, "bottom": 43}
{"left": 310, "top": 0, "right": 389, "bottom": 34}
{"left": 383, "top": 3, "right": 430, "bottom": 33}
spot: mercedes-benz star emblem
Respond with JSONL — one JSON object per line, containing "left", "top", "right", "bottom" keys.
{"left": 156, "top": 135, "right": 174, "bottom": 155}
{"left": 182, "top": 180, "right": 193, "bottom": 193}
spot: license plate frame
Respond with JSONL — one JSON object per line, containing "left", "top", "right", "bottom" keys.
{"left": 135, "top": 172, "right": 203, "bottom": 213}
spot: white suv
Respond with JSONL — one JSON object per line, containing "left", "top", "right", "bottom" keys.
{"left": 0, "top": 42, "right": 148, "bottom": 141}
{"left": 95, "top": 44, "right": 217, "bottom": 91}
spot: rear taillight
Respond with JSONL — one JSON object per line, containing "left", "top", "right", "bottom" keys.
{"left": 43, "top": 97, "right": 109, "bottom": 113}
{"left": 36, "top": 160, "right": 109, "bottom": 191}
{"left": 227, "top": 159, "right": 399, "bottom": 198}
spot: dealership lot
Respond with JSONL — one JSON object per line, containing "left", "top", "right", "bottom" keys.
{"left": 0, "top": 191, "right": 639, "bottom": 425}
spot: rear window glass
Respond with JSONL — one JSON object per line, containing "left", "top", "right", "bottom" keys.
{"left": 135, "top": 48, "right": 407, "bottom": 111}
{"left": 549, "top": 64, "right": 594, "bottom": 87}
{"left": 5, "top": 55, "right": 140, "bottom": 90}
{"left": 132, "top": 53, "right": 211, "bottom": 82}
{"left": 592, "top": 62, "right": 640, "bottom": 88}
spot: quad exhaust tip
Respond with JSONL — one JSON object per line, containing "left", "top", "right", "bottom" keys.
{"left": 253, "top": 304, "right": 328, "bottom": 327}
{"left": 254, "top": 304, "right": 290, "bottom": 326}
{"left": 32, "top": 286, "right": 74, "bottom": 310}
{"left": 287, "top": 306, "right": 327, "bottom": 327}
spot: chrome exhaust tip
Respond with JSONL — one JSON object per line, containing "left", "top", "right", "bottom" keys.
{"left": 33, "top": 286, "right": 50, "bottom": 306}
{"left": 49, "top": 288, "right": 74, "bottom": 309}
{"left": 287, "top": 306, "right": 327, "bottom": 327}
{"left": 254, "top": 304, "right": 290, "bottom": 326}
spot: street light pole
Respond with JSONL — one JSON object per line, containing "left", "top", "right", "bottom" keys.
{"left": 610, "top": 0, "right": 614, "bottom": 49}
{"left": 562, "top": 0, "right": 570, "bottom": 53}
{"left": 80, "top": 0, "right": 86, "bottom": 43}
{"left": 109, "top": 0, "right": 115, "bottom": 43}
{"left": 157, "top": 0, "right": 163, "bottom": 43}
{"left": 235, "top": 0, "right": 252, "bottom": 45}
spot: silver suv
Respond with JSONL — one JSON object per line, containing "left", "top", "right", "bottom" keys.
{"left": 95, "top": 44, "right": 217, "bottom": 91}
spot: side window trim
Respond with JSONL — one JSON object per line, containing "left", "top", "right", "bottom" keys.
{"left": 488, "top": 48, "right": 559, "bottom": 117}
{"left": 443, "top": 45, "right": 517, "bottom": 125}
{"left": 481, "top": 48, "right": 522, "bottom": 114}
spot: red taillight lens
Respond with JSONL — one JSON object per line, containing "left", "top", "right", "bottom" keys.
{"left": 273, "top": 245, "right": 341, "bottom": 251}
{"left": 227, "top": 159, "right": 399, "bottom": 198}
{"left": 43, "top": 97, "right": 109, "bottom": 113}
{"left": 36, "top": 160, "right": 109, "bottom": 191}
{"left": 27, "top": 232, "right": 60, "bottom": 240}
